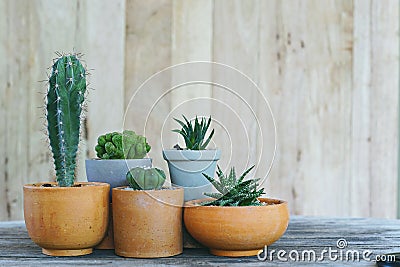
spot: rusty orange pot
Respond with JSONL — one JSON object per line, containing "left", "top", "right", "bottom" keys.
{"left": 23, "top": 182, "right": 110, "bottom": 256}
{"left": 112, "top": 187, "right": 184, "bottom": 258}
{"left": 95, "top": 203, "right": 114, "bottom": 249}
{"left": 184, "top": 198, "right": 289, "bottom": 257}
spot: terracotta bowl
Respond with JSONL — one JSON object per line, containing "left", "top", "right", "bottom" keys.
{"left": 23, "top": 182, "right": 110, "bottom": 256}
{"left": 184, "top": 198, "right": 289, "bottom": 257}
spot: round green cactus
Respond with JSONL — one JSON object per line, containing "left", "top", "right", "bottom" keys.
{"left": 95, "top": 130, "right": 151, "bottom": 159}
{"left": 126, "top": 167, "right": 166, "bottom": 190}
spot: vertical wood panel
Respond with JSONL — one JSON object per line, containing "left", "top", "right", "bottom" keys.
{"left": 351, "top": 0, "right": 372, "bottom": 217}
{"left": 259, "top": 0, "right": 354, "bottom": 216}
{"left": 170, "top": 0, "right": 213, "bottom": 110}
{"left": 212, "top": 0, "right": 260, "bottom": 174}
{"left": 369, "top": 0, "right": 399, "bottom": 218}
{"left": 168, "top": 0, "right": 214, "bottom": 153}
{"left": 124, "top": 0, "right": 172, "bottom": 171}
{"left": 0, "top": 0, "right": 8, "bottom": 221}
{"left": 3, "top": 0, "right": 32, "bottom": 220}
{"left": 84, "top": 0, "right": 126, "bottom": 165}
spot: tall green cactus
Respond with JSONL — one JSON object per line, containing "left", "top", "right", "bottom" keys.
{"left": 46, "top": 54, "right": 86, "bottom": 187}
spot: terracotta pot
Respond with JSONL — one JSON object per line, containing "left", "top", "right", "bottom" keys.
{"left": 112, "top": 187, "right": 184, "bottom": 258}
{"left": 23, "top": 182, "right": 110, "bottom": 256}
{"left": 95, "top": 203, "right": 114, "bottom": 249}
{"left": 85, "top": 158, "right": 152, "bottom": 249}
{"left": 184, "top": 198, "right": 289, "bottom": 257}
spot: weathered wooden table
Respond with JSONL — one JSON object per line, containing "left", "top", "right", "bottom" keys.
{"left": 1, "top": 216, "right": 399, "bottom": 266}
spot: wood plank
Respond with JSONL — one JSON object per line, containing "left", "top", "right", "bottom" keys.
{"left": 3, "top": 0, "right": 32, "bottom": 220}
{"left": 351, "top": 0, "right": 373, "bottom": 217}
{"left": 168, "top": 0, "right": 213, "bottom": 147}
{"left": 84, "top": 0, "right": 126, "bottom": 167}
{"left": 0, "top": 0, "right": 7, "bottom": 221}
{"left": 1, "top": 217, "right": 399, "bottom": 266}
{"left": 124, "top": 0, "right": 173, "bottom": 173}
{"left": 212, "top": 0, "right": 261, "bottom": 176}
{"left": 259, "top": 0, "right": 354, "bottom": 216}
{"left": 369, "top": 0, "right": 399, "bottom": 218}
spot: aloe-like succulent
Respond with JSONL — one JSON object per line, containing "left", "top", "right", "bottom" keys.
{"left": 95, "top": 130, "right": 151, "bottom": 159}
{"left": 46, "top": 53, "right": 87, "bottom": 187}
{"left": 126, "top": 167, "right": 166, "bottom": 190}
{"left": 201, "top": 165, "right": 264, "bottom": 206}
{"left": 172, "top": 115, "right": 214, "bottom": 150}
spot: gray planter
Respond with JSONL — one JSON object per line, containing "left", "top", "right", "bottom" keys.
{"left": 85, "top": 158, "right": 152, "bottom": 200}
{"left": 162, "top": 149, "right": 221, "bottom": 201}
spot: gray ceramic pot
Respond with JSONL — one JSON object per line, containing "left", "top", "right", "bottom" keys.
{"left": 85, "top": 158, "right": 152, "bottom": 200}
{"left": 162, "top": 149, "right": 221, "bottom": 201}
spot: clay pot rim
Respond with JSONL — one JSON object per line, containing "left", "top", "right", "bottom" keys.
{"left": 184, "top": 197, "right": 287, "bottom": 208}
{"left": 23, "top": 182, "right": 110, "bottom": 189}
{"left": 112, "top": 186, "right": 184, "bottom": 192}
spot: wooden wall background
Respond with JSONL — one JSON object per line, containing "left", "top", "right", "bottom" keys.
{"left": 0, "top": 0, "right": 398, "bottom": 221}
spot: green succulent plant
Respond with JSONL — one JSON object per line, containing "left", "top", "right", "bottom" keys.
{"left": 172, "top": 115, "right": 214, "bottom": 150}
{"left": 201, "top": 165, "right": 265, "bottom": 206}
{"left": 126, "top": 167, "right": 166, "bottom": 190}
{"left": 95, "top": 130, "right": 151, "bottom": 159}
{"left": 46, "top": 53, "right": 87, "bottom": 187}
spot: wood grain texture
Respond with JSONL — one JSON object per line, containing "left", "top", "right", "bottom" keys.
{"left": 212, "top": 0, "right": 261, "bottom": 175}
{"left": 0, "top": 0, "right": 7, "bottom": 221}
{"left": 1, "top": 217, "right": 399, "bottom": 266}
{"left": 368, "top": 0, "right": 399, "bottom": 218}
{"left": 169, "top": 0, "right": 213, "bottom": 139}
{"left": 258, "top": 0, "right": 398, "bottom": 218}
{"left": 124, "top": 0, "right": 173, "bottom": 172}
{"left": 3, "top": 0, "right": 32, "bottom": 220}
{"left": 352, "top": 0, "right": 373, "bottom": 218}
{"left": 0, "top": 0, "right": 398, "bottom": 220}
{"left": 84, "top": 0, "right": 126, "bottom": 161}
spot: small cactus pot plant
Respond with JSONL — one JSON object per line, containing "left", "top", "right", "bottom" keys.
{"left": 184, "top": 165, "right": 289, "bottom": 257}
{"left": 163, "top": 115, "right": 221, "bottom": 201}
{"left": 86, "top": 130, "right": 152, "bottom": 197}
{"left": 23, "top": 53, "right": 110, "bottom": 256}
{"left": 112, "top": 167, "right": 184, "bottom": 258}
{"left": 85, "top": 130, "right": 152, "bottom": 249}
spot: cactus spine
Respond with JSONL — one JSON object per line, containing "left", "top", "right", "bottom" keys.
{"left": 47, "top": 54, "right": 86, "bottom": 187}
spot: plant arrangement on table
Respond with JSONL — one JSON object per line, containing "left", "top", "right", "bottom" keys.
{"left": 163, "top": 115, "right": 221, "bottom": 201}
{"left": 85, "top": 130, "right": 152, "bottom": 249}
{"left": 112, "top": 166, "right": 184, "bottom": 258}
{"left": 184, "top": 165, "right": 289, "bottom": 257}
{"left": 23, "top": 53, "right": 110, "bottom": 257}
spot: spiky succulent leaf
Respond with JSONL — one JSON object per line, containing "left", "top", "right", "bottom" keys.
{"left": 172, "top": 115, "right": 214, "bottom": 150}
{"left": 201, "top": 165, "right": 264, "bottom": 206}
